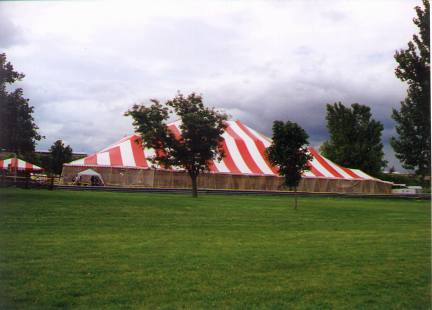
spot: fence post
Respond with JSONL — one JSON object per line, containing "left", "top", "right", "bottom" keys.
{"left": 25, "top": 175, "right": 29, "bottom": 189}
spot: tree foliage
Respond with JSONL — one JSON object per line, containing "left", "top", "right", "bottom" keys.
{"left": 49, "top": 140, "right": 73, "bottom": 175}
{"left": 320, "top": 102, "right": 386, "bottom": 176}
{"left": 125, "top": 92, "right": 227, "bottom": 197}
{"left": 391, "top": 0, "right": 430, "bottom": 180}
{"left": 267, "top": 121, "right": 312, "bottom": 208}
{"left": 0, "top": 53, "right": 42, "bottom": 156}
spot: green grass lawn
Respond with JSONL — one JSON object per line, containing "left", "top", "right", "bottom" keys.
{"left": 0, "top": 188, "right": 430, "bottom": 309}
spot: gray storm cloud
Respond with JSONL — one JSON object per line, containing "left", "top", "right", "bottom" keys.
{"left": 1, "top": 0, "right": 418, "bottom": 170}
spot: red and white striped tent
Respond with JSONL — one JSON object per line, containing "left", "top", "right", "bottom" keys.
{"left": 0, "top": 157, "right": 43, "bottom": 172}
{"left": 65, "top": 120, "right": 377, "bottom": 181}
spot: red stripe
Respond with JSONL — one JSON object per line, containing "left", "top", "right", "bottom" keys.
{"left": 340, "top": 166, "right": 362, "bottom": 179}
{"left": 25, "top": 162, "right": 32, "bottom": 170}
{"left": 220, "top": 139, "right": 241, "bottom": 174}
{"left": 308, "top": 147, "right": 343, "bottom": 178}
{"left": 151, "top": 147, "right": 169, "bottom": 169}
{"left": 307, "top": 161, "right": 325, "bottom": 177}
{"left": 155, "top": 149, "right": 166, "bottom": 158}
{"left": 207, "top": 160, "right": 219, "bottom": 172}
{"left": 225, "top": 125, "right": 262, "bottom": 174}
{"left": 130, "top": 136, "right": 148, "bottom": 168}
{"left": 109, "top": 146, "right": 123, "bottom": 166}
{"left": 235, "top": 120, "right": 278, "bottom": 174}
{"left": 0, "top": 160, "right": 3, "bottom": 169}
{"left": 84, "top": 154, "right": 97, "bottom": 165}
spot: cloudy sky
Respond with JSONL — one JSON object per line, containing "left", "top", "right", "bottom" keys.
{"left": 1, "top": 0, "right": 419, "bottom": 170}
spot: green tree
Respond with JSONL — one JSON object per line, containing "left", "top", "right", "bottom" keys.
{"left": 266, "top": 121, "right": 312, "bottom": 209}
{"left": 0, "top": 53, "right": 42, "bottom": 157}
{"left": 320, "top": 102, "right": 386, "bottom": 176}
{"left": 49, "top": 140, "right": 73, "bottom": 175}
{"left": 125, "top": 92, "right": 227, "bottom": 197}
{"left": 391, "top": 0, "right": 430, "bottom": 182}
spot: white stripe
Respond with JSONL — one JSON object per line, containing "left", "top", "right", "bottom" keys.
{"left": 17, "top": 159, "right": 26, "bottom": 169}
{"left": 351, "top": 169, "right": 374, "bottom": 180}
{"left": 144, "top": 147, "right": 158, "bottom": 168}
{"left": 241, "top": 124, "right": 279, "bottom": 176}
{"left": 246, "top": 126, "right": 272, "bottom": 148}
{"left": 222, "top": 130, "right": 251, "bottom": 174}
{"left": 97, "top": 152, "right": 111, "bottom": 166}
{"left": 302, "top": 170, "right": 315, "bottom": 177}
{"left": 70, "top": 158, "right": 85, "bottom": 165}
{"left": 3, "top": 158, "right": 11, "bottom": 168}
{"left": 212, "top": 158, "right": 230, "bottom": 173}
{"left": 230, "top": 122, "right": 273, "bottom": 174}
{"left": 309, "top": 157, "right": 335, "bottom": 178}
{"left": 100, "top": 135, "right": 135, "bottom": 152}
{"left": 120, "top": 140, "right": 136, "bottom": 167}
{"left": 321, "top": 157, "right": 353, "bottom": 179}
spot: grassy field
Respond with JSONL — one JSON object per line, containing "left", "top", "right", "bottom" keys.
{"left": 0, "top": 188, "right": 430, "bottom": 309}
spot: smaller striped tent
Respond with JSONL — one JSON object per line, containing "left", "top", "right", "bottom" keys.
{"left": 0, "top": 158, "right": 43, "bottom": 172}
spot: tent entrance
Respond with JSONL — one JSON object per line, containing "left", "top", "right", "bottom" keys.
{"left": 74, "top": 169, "right": 105, "bottom": 186}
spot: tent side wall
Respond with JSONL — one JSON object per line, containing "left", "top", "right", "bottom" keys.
{"left": 62, "top": 166, "right": 392, "bottom": 194}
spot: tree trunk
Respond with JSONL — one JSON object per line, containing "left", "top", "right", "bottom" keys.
{"left": 191, "top": 174, "right": 198, "bottom": 198}
{"left": 421, "top": 173, "right": 429, "bottom": 189}
{"left": 13, "top": 156, "right": 17, "bottom": 186}
{"left": 49, "top": 173, "right": 54, "bottom": 191}
{"left": 294, "top": 186, "right": 298, "bottom": 210}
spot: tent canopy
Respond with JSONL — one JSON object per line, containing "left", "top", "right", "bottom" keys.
{"left": 77, "top": 168, "right": 103, "bottom": 177}
{"left": 0, "top": 157, "right": 43, "bottom": 172}
{"left": 65, "top": 120, "right": 382, "bottom": 182}
{"left": 75, "top": 168, "right": 104, "bottom": 185}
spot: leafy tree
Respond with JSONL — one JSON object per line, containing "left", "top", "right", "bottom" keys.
{"left": 49, "top": 140, "right": 73, "bottom": 175}
{"left": 0, "top": 53, "right": 42, "bottom": 157}
{"left": 320, "top": 102, "right": 386, "bottom": 176}
{"left": 125, "top": 92, "right": 227, "bottom": 197}
{"left": 266, "top": 121, "right": 312, "bottom": 209}
{"left": 391, "top": 0, "right": 430, "bottom": 182}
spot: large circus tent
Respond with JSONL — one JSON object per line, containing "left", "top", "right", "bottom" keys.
{"left": 62, "top": 120, "right": 392, "bottom": 193}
